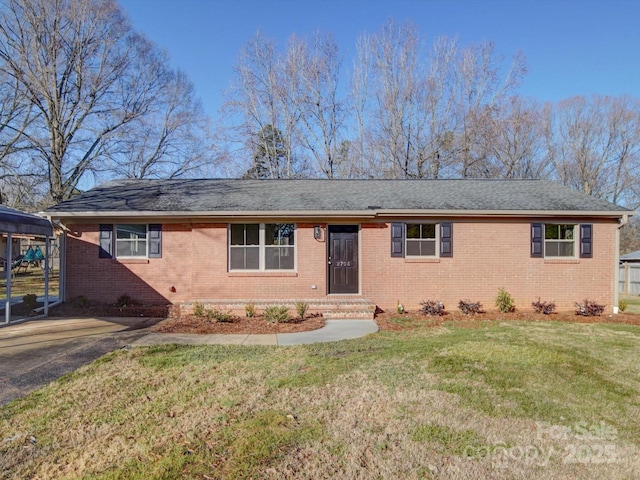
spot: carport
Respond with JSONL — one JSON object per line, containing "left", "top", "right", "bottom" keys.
{"left": 1, "top": 205, "right": 54, "bottom": 324}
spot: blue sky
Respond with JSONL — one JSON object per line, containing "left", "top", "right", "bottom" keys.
{"left": 119, "top": 0, "right": 640, "bottom": 119}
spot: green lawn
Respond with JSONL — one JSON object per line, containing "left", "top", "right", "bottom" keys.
{"left": 621, "top": 294, "right": 640, "bottom": 314}
{"left": 2, "top": 320, "right": 640, "bottom": 479}
{"left": 0, "top": 268, "right": 59, "bottom": 299}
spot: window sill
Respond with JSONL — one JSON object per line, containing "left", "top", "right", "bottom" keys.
{"left": 544, "top": 258, "right": 580, "bottom": 264}
{"left": 404, "top": 257, "right": 440, "bottom": 263}
{"left": 228, "top": 271, "right": 298, "bottom": 277}
{"left": 114, "top": 258, "right": 150, "bottom": 264}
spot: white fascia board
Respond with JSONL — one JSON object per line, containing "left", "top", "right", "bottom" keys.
{"left": 46, "top": 210, "right": 378, "bottom": 220}
{"left": 374, "top": 209, "right": 632, "bottom": 218}
{"left": 45, "top": 208, "right": 632, "bottom": 222}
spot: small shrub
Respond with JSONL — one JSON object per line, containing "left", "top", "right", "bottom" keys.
{"left": 495, "top": 288, "right": 516, "bottom": 313}
{"left": 73, "top": 295, "right": 89, "bottom": 309}
{"left": 206, "top": 309, "right": 233, "bottom": 322}
{"left": 193, "top": 301, "right": 205, "bottom": 317}
{"left": 532, "top": 298, "right": 556, "bottom": 315}
{"left": 265, "top": 305, "right": 290, "bottom": 323}
{"left": 245, "top": 303, "right": 256, "bottom": 318}
{"left": 618, "top": 299, "right": 628, "bottom": 313}
{"left": 295, "top": 301, "right": 309, "bottom": 320}
{"left": 458, "top": 300, "right": 483, "bottom": 315}
{"left": 396, "top": 300, "right": 405, "bottom": 314}
{"left": 22, "top": 293, "right": 38, "bottom": 310}
{"left": 420, "top": 300, "right": 446, "bottom": 316}
{"left": 575, "top": 299, "right": 605, "bottom": 317}
{"left": 115, "top": 294, "right": 134, "bottom": 307}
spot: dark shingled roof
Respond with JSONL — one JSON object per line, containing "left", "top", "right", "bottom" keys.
{"left": 45, "top": 179, "right": 631, "bottom": 216}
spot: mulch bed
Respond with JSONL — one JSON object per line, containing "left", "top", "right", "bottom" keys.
{"left": 374, "top": 309, "right": 640, "bottom": 331}
{"left": 42, "top": 301, "right": 640, "bottom": 334}
{"left": 154, "top": 314, "right": 325, "bottom": 334}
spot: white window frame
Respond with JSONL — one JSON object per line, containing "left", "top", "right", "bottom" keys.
{"left": 405, "top": 223, "right": 439, "bottom": 258}
{"left": 115, "top": 224, "right": 149, "bottom": 258}
{"left": 544, "top": 224, "right": 577, "bottom": 258}
{"left": 228, "top": 223, "right": 296, "bottom": 271}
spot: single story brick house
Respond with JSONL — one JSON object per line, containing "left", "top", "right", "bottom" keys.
{"left": 44, "top": 179, "right": 632, "bottom": 315}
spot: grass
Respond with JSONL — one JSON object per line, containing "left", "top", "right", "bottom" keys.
{"left": 621, "top": 294, "right": 640, "bottom": 314}
{"left": 0, "top": 268, "right": 60, "bottom": 298}
{"left": 2, "top": 319, "right": 640, "bottom": 478}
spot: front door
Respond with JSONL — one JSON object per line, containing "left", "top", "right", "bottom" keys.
{"left": 328, "top": 225, "right": 359, "bottom": 294}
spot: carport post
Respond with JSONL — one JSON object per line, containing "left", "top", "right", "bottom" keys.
{"left": 44, "top": 235, "right": 50, "bottom": 315}
{"left": 5, "top": 233, "right": 11, "bottom": 324}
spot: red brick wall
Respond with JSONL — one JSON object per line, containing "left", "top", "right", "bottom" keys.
{"left": 64, "top": 219, "right": 618, "bottom": 312}
{"left": 361, "top": 219, "right": 617, "bottom": 312}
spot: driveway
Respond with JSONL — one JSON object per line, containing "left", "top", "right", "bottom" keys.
{"left": 0, "top": 317, "right": 160, "bottom": 407}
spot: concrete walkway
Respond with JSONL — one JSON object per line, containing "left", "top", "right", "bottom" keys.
{"left": 130, "top": 319, "right": 379, "bottom": 347}
{"left": 0, "top": 317, "right": 378, "bottom": 406}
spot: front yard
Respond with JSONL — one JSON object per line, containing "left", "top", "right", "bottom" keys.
{"left": 1, "top": 318, "right": 640, "bottom": 479}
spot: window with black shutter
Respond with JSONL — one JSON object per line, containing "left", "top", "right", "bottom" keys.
{"left": 391, "top": 222, "right": 452, "bottom": 258}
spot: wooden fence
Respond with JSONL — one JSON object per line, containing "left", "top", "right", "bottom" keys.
{"left": 619, "top": 264, "right": 640, "bottom": 295}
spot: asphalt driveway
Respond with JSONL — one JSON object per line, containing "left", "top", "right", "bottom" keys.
{"left": 0, "top": 317, "right": 159, "bottom": 407}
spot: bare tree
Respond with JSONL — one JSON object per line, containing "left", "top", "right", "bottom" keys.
{"left": 224, "top": 32, "right": 302, "bottom": 178}
{"left": 294, "top": 32, "right": 346, "bottom": 179}
{"left": 483, "top": 96, "right": 549, "bottom": 179}
{"left": 453, "top": 42, "right": 527, "bottom": 177}
{"left": 362, "top": 20, "right": 424, "bottom": 178}
{"left": 111, "top": 70, "right": 210, "bottom": 179}
{"left": 0, "top": 0, "right": 206, "bottom": 204}
{"left": 545, "top": 95, "right": 640, "bottom": 206}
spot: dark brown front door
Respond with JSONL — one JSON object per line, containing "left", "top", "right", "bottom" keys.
{"left": 328, "top": 225, "right": 359, "bottom": 294}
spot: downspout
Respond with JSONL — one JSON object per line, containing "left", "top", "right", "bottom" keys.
{"left": 614, "top": 214, "right": 630, "bottom": 314}
{"left": 33, "top": 232, "right": 65, "bottom": 314}
{"left": 4, "top": 233, "right": 11, "bottom": 324}
{"left": 44, "top": 235, "right": 49, "bottom": 316}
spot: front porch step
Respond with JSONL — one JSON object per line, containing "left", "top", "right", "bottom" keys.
{"left": 177, "top": 298, "right": 377, "bottom": 320}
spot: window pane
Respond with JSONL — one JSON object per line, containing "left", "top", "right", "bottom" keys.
{"left": 406, "top": 240, "right": 420, "bottom": 256}
{"left": 559, "top": 242, "right": 574, "bottom": 256}
{"left": 116, "top": 224, "right": 146, "bottom": 240}
{"left": 420, "top": 240, "right": 436, "bottom": 256}
{"left": 422, "top": 224, "right": 436, "bottom": 239}
{"left": 230, "top": 224, "right": 245, "bottom": 245}
{"left": 406, "top": 224, "right": 420, "bottom": 239}
{"left": 266, "top": 223, "right": 295, "bottom": 246}
{"left": 545, "top": 241, "right": 574, "bottom": 257}
{"left": 245, "top": 246, "right": 259, "bottom": 268}
{"left": 230, "top": 246, "right": 259, "bottom": 269}
{"left": 115, "top": 225, "right": 146, "bottom": 257}
{"left": 116, "top": 241, "right": 132, "bottom": 257}
{"left": 265, "top": 246, "right": 294, "bottom": 270}
{"left": 245, "top": 224, "right": 259, "bottom": 245}
{"left": 279, "top": 247, "right": 294, "bottom": 269}
{"left": 229, "top": 247, "right": 244, "bottom": 269}
{"left": 545, "top": 225, "right": 559, "bottom": 240}
{"left": 545, "top": 241, "right": 559, "bottom": 257}
{"left": 561, "top": 225, "right": 574, "bottom": 240}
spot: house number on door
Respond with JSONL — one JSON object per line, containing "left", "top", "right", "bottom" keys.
{"left": 336, "top": 261, "right": 351, "bottom": 267}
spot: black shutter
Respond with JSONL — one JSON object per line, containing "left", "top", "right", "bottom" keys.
{"left": 580, "top": 224, "right": 592, "bottom": 258}
{"left": 440, "top": 222, "right": 453, "bottom": 258}
{"left": 391, "top": 223, "right": 404, "bottom": 257}
{"left": 531, "top": 223, "right": 543, "bottom": 258}
{"left": 148, "top": 224, "right": 162, "bottom": 258}
{"left": 99, "top": 224, "right": 113, "bottom": 258}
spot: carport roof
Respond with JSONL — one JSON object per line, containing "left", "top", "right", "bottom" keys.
{"left": 0, "top": 205, "right": 53, "bottom": 237}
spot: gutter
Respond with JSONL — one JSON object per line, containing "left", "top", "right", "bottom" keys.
{"left": 45, "top": 208, "right": 633, "bottom": 221}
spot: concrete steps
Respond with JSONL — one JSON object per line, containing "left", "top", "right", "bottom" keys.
{"left": 176, "top": 298, "right": 377, "bottom": 320}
